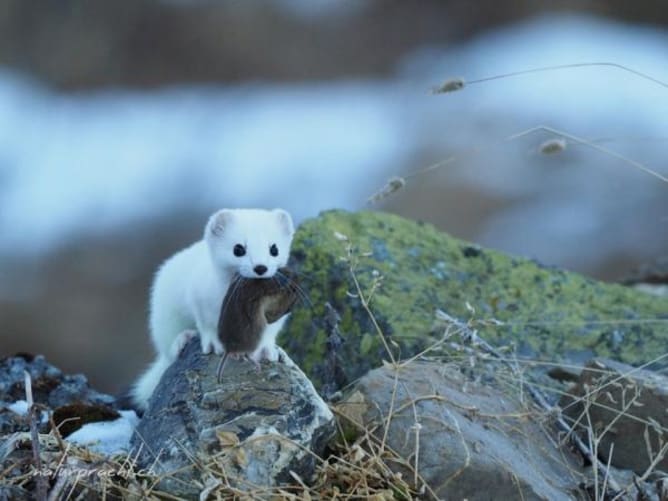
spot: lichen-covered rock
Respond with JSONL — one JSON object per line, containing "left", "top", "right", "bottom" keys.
{"left": 337, "top": 361, "right": 585, "bottom": 500}
{"left": 131, "top": 339, "right": 335, "bottom": 498}
{"left": 561, "top": 358, "right": 668, "bottom": 474}
{"left": 284, "top": 210, "right": 668, "bottom": 392}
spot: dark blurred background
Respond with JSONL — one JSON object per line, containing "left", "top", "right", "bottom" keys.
{"left": 1, "top": 0, "right": 666, "bottom": 394}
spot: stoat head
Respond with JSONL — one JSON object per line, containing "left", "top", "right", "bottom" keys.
{"left": 205, "top": 208, "right": 294, "bottom": 279}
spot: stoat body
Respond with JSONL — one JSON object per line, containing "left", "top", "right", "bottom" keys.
{"left": 130, "top": 208, "right": 295, "bottom": 411}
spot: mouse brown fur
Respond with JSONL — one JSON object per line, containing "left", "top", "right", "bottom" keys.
{"left": 216, "top": 268, "right": 299, "bottom": 381}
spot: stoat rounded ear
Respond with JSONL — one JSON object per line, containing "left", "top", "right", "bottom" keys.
{"left": 273, "top": 209, "right": 294, "bottom": 237}
{"left": 206, "top": 209, "right": 234, "bottom": 237}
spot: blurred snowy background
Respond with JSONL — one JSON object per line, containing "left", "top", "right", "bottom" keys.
{"left": 0, "top": 0, "right": 666, "bottom": 393}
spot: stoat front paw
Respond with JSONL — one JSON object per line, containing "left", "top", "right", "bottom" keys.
{"left": 169, "top": 329, "right": 197, "bottom": 360}
{"left": 251, "top": 344, "right": 279, "bottom": 363}
{"left": 201, "top": 336, "right": 224, "bottom": 355}
{"left": 264, "top": 345, "right": 280, "bottom": 362}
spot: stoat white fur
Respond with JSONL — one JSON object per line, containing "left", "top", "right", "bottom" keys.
{"left": 131, "top": 208, "right": 295, "bottom": 411}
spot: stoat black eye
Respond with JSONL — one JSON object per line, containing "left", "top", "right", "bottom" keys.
{"left": 233, "top": 244, "right": 246, "bottom": 257}
{"left": 269, "top": 244, "right": 279, "bottom": 257}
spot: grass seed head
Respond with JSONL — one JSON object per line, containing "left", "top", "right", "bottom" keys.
{"left": 539, "top": 138, "right": 567, "bottom": 154}
{"left": 432, "top": 78, "right": 466, "bottom": 94}
{"left": 368, "top": 176, "right": 406, "bottom": 204}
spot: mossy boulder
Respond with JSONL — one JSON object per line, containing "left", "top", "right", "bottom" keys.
{"left": 283, "top": 210, "right": 668, "bottom": 393}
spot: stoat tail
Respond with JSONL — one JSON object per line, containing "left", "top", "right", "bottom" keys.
{"left": 130, "top": 356, "right": 171, "bottom": 413}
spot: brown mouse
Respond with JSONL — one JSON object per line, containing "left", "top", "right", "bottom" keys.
{"left": 216, "top": 267, "right": 299, "bottom": 381}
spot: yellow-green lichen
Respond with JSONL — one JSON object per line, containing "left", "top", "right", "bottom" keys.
{"left": 282, "top": 210, "right": 668, "bottom": 391}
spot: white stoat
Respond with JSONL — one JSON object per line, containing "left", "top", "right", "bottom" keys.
{"left": 130, "top": 208, "right": 295, "bottom": 411}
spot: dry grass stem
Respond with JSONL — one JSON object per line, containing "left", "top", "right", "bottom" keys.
{"left": 443, "top": 62, "right": 668, "bottom": 90}
{"left": 369, "top": 120, "right": 667, "bottom": 204}
{"left": 507, "top": 125, "right": 668, "bottom": 183}
{"left": 373, "top": 62, "right": 668, "bottom": 203}
{"left": 340, "top": 238, "right": 397, "bottom": 365}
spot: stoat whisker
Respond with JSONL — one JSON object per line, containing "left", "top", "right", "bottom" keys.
{"left": 276, "top": 269, "right": 312, "bottom": 308}
{"left": 289, "top": 272, "right": 314, "bottom": 305}
{"left": 220, "top": 274, "right": 244, "bottom": 322}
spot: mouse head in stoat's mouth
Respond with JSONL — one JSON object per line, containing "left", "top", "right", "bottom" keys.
{"left": 205, "top": 208, "right": 295, "bottom": 279}
{"left": 216, "top": 267, "right": 299, "bottom": 380}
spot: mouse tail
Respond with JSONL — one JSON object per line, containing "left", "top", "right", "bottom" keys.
{"left": 216, "top": 352, "right": 230, "bottom": 383}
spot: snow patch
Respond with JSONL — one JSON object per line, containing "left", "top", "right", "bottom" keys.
{"left": 66, "top": 410, "right": 139, "bottom": 456}
{"left": 7, "top": 400, "right": 29, "bottom": 416}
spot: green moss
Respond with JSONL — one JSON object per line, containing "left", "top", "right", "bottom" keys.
{"left": 283, "top": 210, "right": 668, "bottom": 390}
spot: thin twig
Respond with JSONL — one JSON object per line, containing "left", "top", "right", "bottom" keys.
{"left": 342, "top": 239, "right": 397, "bottom": 365}
{"left": 25, "top": 370, "right": 48, "bottom": 501}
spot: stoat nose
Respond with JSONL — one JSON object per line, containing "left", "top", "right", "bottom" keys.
{"left": 254, "top": 265, "right": 268, "bottom": 276}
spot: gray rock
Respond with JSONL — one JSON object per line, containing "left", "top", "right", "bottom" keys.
{"left": 0, "top": 485, "right": 32, "bottom": 501}
{"left": 337, "top": 361, "right": 586, "bottom": 501}
{"left": 131, "top": 338, "right": 335, "bottom": 498}
{"left": 624, "top": 256, "right": 668, "bottom": 297}
{"left": 0, "top": 353, "right": 116, "bottom": 434}
{"left": 561, "top": 358, "right": 668, "bottom": 475}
